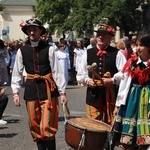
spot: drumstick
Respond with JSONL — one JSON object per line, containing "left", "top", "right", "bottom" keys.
{"left": 62, "top": 103, "right": 70, "bottom": 123}
{"left": 109, "top": 116, "right": 116, "bottom": 132}
{"left": 87, "top": 63, "right": 103, "bottom": 84}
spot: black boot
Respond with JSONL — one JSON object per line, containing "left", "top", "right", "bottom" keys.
{"left": 36, "top": 140, "right": 46, "bottom": 150}
{"left": 45, "top": 138, "right": 56, "bottom": 150}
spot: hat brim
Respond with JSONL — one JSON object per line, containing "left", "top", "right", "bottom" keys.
{"left": 94, "top": 30, "right": 114, "bottom": 36}
{"left": 22, "top": 24, "right": 46, "bottom": 36}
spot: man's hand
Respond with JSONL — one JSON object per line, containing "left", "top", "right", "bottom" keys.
{"left": 1, "top": 87, "right": 7, "bottom": 93}
{"left": 86, "top": 78, "right": 97, "bottom": 88}
{"left": 113, "top": 106, "right": 119, "bottom": 117}
{"left": 13, "top": 96, "right": 21, "bottom": 107}
{"left": 102, "top": 78, "right": 113, "bottom": 86}
{"left": 0, "top": 87, "right": 7, "bottom": 96}
{"left": 60, "top": 95, "right": 67, "bottom": 105}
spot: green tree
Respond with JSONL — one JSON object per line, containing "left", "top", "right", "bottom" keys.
{"left": 35, "top": 0, "right": 72, "bottom": 38}
{"left": 35, "top": 0, "right": 143, "bottom": 38}
{"left": 67, "top": 0, "right": 101, "bottom": 37}
{"left": 0, "top": 4, "right": 4, "bottom": 11}
{"left": 97, "top": 0, "right": 142, "bottom": 36}
{"left": 35, "top": 0, "right": 103, "bottom": 38}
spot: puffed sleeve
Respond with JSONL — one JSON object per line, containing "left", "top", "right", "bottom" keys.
{"left": 115, "top": 72, "right": 132, "bottom": 107}
{"left": 116, "top": 50, "right": 126, "bottom": 71}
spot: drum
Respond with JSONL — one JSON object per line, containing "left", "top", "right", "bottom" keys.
{"left": 65, "top": 117, "right": 111, "bottom": 150}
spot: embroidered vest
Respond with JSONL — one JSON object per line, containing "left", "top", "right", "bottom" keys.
{"left": 20, "top": 41, "right": 59, "bottom": 100}
{"left": 86, "top": 45, "right": 118, "bottom": 105}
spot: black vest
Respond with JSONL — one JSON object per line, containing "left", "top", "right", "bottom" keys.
{"left": 86, "top": 45, "right": 118, "bottom": 105}
{"left": 20, "top": 41, "right": 59, "bottom": 100}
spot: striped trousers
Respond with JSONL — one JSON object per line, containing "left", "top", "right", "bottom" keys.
{"left": 26, "top": 97, "right": 59, "bottom": 142}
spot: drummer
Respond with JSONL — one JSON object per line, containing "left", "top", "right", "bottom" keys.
{"left": 76, "top": 24, "right": 126, "bottom": 124}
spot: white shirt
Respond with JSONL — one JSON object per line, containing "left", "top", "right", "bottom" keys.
{"left": 11, "top": 41, "right": 66, "bottom": 94}
{"left": 76, "top": 50, "right": 126, "bottom": 83}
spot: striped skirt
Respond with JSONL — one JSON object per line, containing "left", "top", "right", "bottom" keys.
{"left": 26, "top": 97, "right": 59, "bottom": 141}
{"left": 113, "top": 85, "right": 150, "bottom": 146}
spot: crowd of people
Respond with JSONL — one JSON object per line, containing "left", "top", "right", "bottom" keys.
{"left": 0, "top": 17, "right": 150, "bottom": 150}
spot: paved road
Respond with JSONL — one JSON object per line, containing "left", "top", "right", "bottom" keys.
{"left": 0, "top": 84, "right": 87, "bottom": 150}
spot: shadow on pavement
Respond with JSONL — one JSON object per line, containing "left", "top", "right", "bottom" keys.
{"left": 7, "top": 119, "right": 20, "bottom": 124}
{"left": 0, "top": 133, "right": 18, "bottom": 138}
{"left": 0, "top": 126, "right": 8, "bottom": 130}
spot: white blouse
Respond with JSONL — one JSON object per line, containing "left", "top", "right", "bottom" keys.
{"left": 115, "top": 57, "right": 148, "bottom": 107}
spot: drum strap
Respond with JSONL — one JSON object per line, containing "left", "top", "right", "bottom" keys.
{"left": 107, "top": 133, "right": 113, "bottom": 150}
{"left": 78, "top": 130, "right": 86, "bottom": 150}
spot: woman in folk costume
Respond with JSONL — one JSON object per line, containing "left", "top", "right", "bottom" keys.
{"left": 11, "top": 18, "right": 67, "bottom": 150}
{"left": 56, "top": 44, "right": 70, "bottom": 84}
{"left": 113, "top": 33, "right": 150, "bottom": 150}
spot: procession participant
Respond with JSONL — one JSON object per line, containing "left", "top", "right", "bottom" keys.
{"left": 87, "top": 37, "right": 96, "bottom": 50}
{"left": 11, "top": 18, "right": 67, "bottom": 150}
{"left": 112, "top": 33, "right": 150, "bottom": 150}
{"left": 59, "top": 38, "right": 69, "bottom": 53}
{"left": 77, "top": 24, "right": 126, "bottom": 124}
{"left": 74, "top": 39, "right": 87, "bottom": 87}
{"left": 40, "top": 31, "right": 48, "bottom": 44}
{"left": 56, "top": 43, "right": 70, "bottom": 84}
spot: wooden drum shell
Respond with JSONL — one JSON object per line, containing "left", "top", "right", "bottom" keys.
{"left": 65, "top": 118, "right": 111, "bottom": 150}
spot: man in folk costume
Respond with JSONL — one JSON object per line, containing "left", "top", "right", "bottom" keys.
{"left": 77, "top": 24, "right": 126, "bottom": 124}
{"left": 11, "top": 18, "right": 67, "bottom": 150}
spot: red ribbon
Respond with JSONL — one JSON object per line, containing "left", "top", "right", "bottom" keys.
{"left": 19, "top": 22, "right": 25, "bottom": 28}
{"left": 121, "top": 54, "right": 138, "bottom": 75}
{"left": 97, "top": 50, "right": 107, "bottom": 57}
{"left": 121, "top": 53, "right": 150, "bottom": 84}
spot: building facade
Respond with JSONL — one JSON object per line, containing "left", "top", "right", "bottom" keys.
{"left": 0, "top": 0, "right": 36, "bottom": 42}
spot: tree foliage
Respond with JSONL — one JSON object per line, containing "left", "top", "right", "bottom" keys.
{"left": 0, "top": 4, "right": 4, "bottom": 11}
{"left": 35, "top": 0, "right": 144, "bottom": 38}
{"left": 67, "top": 0, "right": 101, "bottom": 37}
{"left": 98, "top": 0, "right": 142, "bottom": 36}
{"left": 35, "top": 0, "right": 72, "bottom": 37}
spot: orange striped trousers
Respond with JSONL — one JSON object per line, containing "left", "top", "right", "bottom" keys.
{"left": 26, "top": 97, "right": 59, "bottom": 142}
{"left": 86, "top": 103, "right": 103, "bottom": 120}
{"left": 86, "top": 102, "right": 114, "bottom": 124}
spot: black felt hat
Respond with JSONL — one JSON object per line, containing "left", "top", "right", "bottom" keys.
{"left": 94, "top": 24, "right": 115, "bottom": 36}
{"left": 21, "top": 18, "right": 46, "bottom": 35}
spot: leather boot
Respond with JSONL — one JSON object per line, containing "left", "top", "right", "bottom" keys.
{"left": 45, "top": 138, "right": 56, "bottom": 150}
{"left": 36, "top": 140, "right": 46, "bottom": 150}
